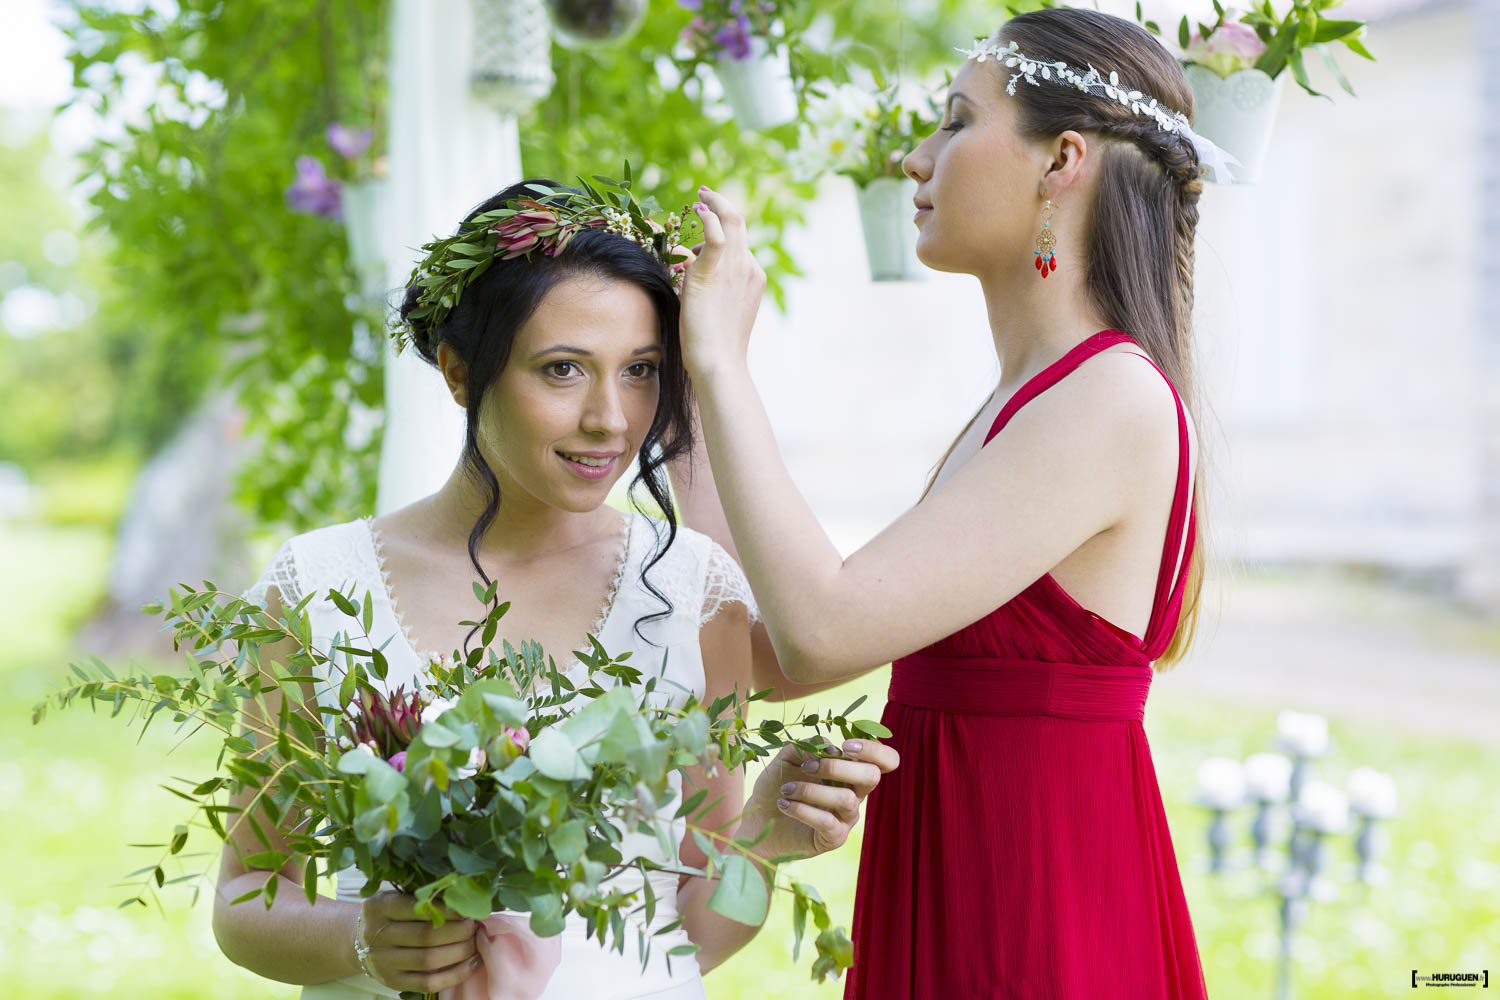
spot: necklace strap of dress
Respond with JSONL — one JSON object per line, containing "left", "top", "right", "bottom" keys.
{"left": 984, "top": 331, "right": 1137, "bottom": 445}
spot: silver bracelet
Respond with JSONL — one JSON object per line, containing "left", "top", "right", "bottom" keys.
{"left": 353, "top": 908, "right": 379, "bottom": 981}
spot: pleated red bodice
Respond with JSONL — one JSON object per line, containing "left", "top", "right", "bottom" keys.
{"left": 846, "top": 331, "right": 1209, "bottom": 999}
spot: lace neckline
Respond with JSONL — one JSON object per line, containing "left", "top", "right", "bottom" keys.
{"left": 363, "top": 512, "right": 634, "bottom": 670}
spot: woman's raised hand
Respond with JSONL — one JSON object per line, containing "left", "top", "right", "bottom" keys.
{"left": 679, "top": 185, "right": 766, "bottom": 379}
{"left": 356, "top": 891, "right": 481, "bottom": 993}
{"left": 746, "top": 738, "right": 900, "bottom": 858}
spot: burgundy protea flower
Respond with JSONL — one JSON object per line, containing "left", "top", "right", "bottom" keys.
{"left": 493, "top": 199, "right": 565, "bottom": 260}
{"left": 346, "top": 685, "right": 424, "bottom": 758}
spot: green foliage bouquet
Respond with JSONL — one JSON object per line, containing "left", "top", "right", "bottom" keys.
{"left": 34, "top": 580, "right": 891, "bottom": 995}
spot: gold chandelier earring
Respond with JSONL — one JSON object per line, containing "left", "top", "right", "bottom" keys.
{"left": 1034, "top": 199, "right": 1057, "bottom": 278}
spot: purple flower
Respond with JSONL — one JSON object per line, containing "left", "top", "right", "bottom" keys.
{"left": 286, "top": 156, "right": 342, "bottom": 220}
{"left": 327, "top": 123, "right": 374, "bottom": 159}
{"left": 675, "top": 0, "right": 702, "bottom": 8}
{"left": 388, "top": 751, "right": 407, "bottom": 772}
{"left": 712, "top": 13, "right": 753, "bottom": 59}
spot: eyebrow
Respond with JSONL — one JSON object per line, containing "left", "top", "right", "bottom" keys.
{"left": 528, "top": 344, "right": 662, "bottom": 360}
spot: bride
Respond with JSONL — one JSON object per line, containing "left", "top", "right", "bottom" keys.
{"left": 212, "top": 179, "right": 897, "bottom": 999}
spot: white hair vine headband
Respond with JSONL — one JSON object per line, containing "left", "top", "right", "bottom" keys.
{"left": 958, "top": 38, "right": 1240, "bottom": 184}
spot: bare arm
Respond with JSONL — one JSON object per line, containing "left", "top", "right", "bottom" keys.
{"left": 667, "top": 419, "right": 884, "bottom": 700}
{"left": 211, "top": 586, "right": 480, "bottom": 992}
{"left": 678, "top": 189, "right": 1180, "bottom": 683}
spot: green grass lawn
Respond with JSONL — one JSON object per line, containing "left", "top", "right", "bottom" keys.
{"left": 7, "top": 520, "right": 1497, "bottom": 999}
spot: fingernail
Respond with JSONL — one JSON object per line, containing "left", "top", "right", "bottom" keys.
{"left": 800, "top": 759, "right": 819, "bottom": 773}
{"left": 777, "top": 798, "right": 790, "bottom": 810}
{"left": 780, "top": 782, "right": 796, "bottom": 796}
{"left": 843, "top": 740, "right": 863, "bottom": 753}
{"left": 699, "top": 184, "right": 709, "bottom": 193}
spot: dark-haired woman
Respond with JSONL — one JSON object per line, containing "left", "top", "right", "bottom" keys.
{"left": 212, "top": 180, "right": 897, "bottom": 1000}
{"left": 674, "top": 10, "right": 1213, "bottom": 997}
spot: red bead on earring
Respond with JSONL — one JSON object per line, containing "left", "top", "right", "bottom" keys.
{"left": 1034, "top": 199, "right": 1057, "bottom": 278}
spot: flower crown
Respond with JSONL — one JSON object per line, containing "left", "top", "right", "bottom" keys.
{"left": 396, "top": 166, "right": 699, "bottom": 352}
{"left": 958, "top": 38, "right": 1239, "bottom": 183}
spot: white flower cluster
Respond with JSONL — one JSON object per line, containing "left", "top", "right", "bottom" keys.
{"left": 786, "top": 84, "right": 881, "bottom": 183}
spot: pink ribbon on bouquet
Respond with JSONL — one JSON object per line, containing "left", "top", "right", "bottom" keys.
{"left": 439, "top": 913, "right": 563, "bottom": 1000}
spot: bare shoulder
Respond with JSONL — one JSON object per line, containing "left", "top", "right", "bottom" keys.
{"left": 1000, "top": 348, "right": 1195, "bottom": 469}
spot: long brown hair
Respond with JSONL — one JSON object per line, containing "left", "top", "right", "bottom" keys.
{"left": 925, "top": 9, "right": 1208, "bottom": 669}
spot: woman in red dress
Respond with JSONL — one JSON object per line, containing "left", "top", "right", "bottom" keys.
{"left": 673, "top": 8, "right": 1213, "bottom": 997}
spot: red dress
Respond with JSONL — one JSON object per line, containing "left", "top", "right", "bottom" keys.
{"left": 846, "top": 331, "right": 1210, "bottom": 999}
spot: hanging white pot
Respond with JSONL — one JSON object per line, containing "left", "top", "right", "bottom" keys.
{"left": 712, "top": 35, "right": 798, "bottom": 132}
{"left": 1183, "top": 64, "right": 1286, "bottom": 184}
{"left": 855, "top": 176, "right": 925, "bottom": 283}
{"left": 470, "top": 0, "right": 555, "bottom": 114}
{"left": 341, "top": 178, "right": 389, "bottom": 301}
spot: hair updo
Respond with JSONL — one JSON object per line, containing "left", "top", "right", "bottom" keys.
{"left": 398, "top": 178, "right": 694, "bottom": 648}
{"left": 996, "top": 8, "right": 1207, "bottom": 667}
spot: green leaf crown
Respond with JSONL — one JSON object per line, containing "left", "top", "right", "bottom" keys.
{"left": 395, "top": 165, "right": 699, "bottom": 353}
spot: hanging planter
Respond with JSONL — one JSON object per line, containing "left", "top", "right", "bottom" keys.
{"left": 712, "top": 35, "right": 798, "bottom": 131}
{"left": 789, "top": 84, "right": 936, "bottom": 281}
{"left": 1137, "top": 4, "right": 1376, "bottom": 185}
{"left": 1182, "top": 64, "right": 1284, "bottom": 184}
{"left": 856, "top": 177, "right": 924, "bottom": 282}
{"left": 285, "top": 124, "right": 389, "bottom": 300}
{"left": 677, "top": 1, "right": 801, "bottom": 132}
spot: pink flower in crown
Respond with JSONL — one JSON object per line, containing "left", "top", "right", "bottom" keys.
{"left": 493, "top": 199, "right": 565, "bottom": 259}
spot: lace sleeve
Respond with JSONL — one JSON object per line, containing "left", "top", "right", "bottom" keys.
{"left": 700, "top": 541, "right": 760, "bottom": 628}
{"left": 243, "top": 541, "right": 303, "bottom": 609}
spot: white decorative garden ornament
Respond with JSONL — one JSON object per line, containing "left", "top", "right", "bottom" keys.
{"left": 855, "top": 177, "right": 925, "bottom": 283}
{"left": 712, "top": 35, "right": 798, "bottom": 131}
{"left": 471, "top": 0, "right": 555, "bottom": 114}
{"left": 1183, "top": 64, "right": 1285, "bottom": 184}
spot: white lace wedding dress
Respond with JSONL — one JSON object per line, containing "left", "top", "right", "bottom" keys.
{"left": 243, "top": 510, "right": 759, "bottom": 1000}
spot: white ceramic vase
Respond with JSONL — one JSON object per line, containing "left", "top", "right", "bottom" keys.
{"left": 855, "top": 176, "right": 925, "bottom": 283}
{"left": 1183, "top": 64, "right": 1286, "bottom": 184}
{"left": 712, "top": 35, "right": 798, "bottom": 132}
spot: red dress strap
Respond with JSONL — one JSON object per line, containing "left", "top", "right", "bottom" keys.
{"left": 980, "top": 330, "right": 1196, "bottom": 658}
{"left": 1127, "top": 353, "right": 1197, "bottom": 659}
{"left": 983, "top": 330, "right": 1137, "bottom": 445}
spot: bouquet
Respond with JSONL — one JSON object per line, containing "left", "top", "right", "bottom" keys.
{"left": 34, "top": 578, "right": 892, "bottom": 996}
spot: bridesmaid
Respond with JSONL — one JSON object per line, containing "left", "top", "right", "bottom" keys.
{"left": 673, "top": 9, "right": 1213, "bottom": 997}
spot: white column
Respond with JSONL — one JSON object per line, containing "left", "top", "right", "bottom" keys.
{"left": 376, "top": 0, "right": 524, "bottom": 514}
